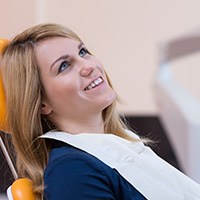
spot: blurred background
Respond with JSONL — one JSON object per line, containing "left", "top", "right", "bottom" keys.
{"left": 1, "top": 0, "right": 200, "bottom": 198}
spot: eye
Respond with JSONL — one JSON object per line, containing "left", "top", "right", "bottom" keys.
{"left": 58, "top": 61, "right": 70, "bottom": 73}
{"left": 79, "top": 47, "right": 90, "bottom": 58}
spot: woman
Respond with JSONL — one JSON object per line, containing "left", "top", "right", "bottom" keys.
{"left": 1, "top": 23, "right": 200, "bottom": 200}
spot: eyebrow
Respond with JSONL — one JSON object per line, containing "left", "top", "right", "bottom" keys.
{"left": 50, "top": 42, "right": 84, "bottom": 70}
{"left": 78, "top": 42, "right": 84, "bottom": 49}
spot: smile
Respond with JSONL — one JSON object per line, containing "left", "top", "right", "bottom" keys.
{"left": 84, "top": 77, "right": 103, "bottom": 91}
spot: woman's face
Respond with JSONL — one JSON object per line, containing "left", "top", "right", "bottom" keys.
{"left": 35, "top": 37, "right": 116, "bottom": 129}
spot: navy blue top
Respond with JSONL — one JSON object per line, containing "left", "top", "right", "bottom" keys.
{"left": 44, "top": 141, "right": 147, "bottom": 200}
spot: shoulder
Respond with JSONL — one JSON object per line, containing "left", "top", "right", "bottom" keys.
{"left": 44, "top": 141, "right": 116, "bottom": 199}
{"left": 44, "top": 140, "right": 146, "bottom": 200}
{"left": 45, "top": 140, "right": 111, "bottom": 175}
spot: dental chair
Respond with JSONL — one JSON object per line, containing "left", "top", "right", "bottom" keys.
{"left": 0, "top": 38, "right": 35, "bottom": 200}
{"left": 155, "top": 33, "right": 200, "bottom": 183}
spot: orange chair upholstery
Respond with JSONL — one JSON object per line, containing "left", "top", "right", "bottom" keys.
{"left": 0, "top": 38, "right": 35, "bottom": 200}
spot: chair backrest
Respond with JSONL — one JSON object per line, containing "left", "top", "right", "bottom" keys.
{"left": 0, "top": 39, "right": 36, "bottom": 200}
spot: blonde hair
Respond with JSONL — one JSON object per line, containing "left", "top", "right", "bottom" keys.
{"left": 1, "top": 23, "right": 133, "bottom": 199}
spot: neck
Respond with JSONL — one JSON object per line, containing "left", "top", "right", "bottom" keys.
{"left": 55, "top": 113, "right": 104, "bottom": 134}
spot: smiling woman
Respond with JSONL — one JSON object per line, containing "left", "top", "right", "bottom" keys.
{"left": 35, "top": 37, "right": 116, "bottom": 134}
{"left": 0, "top": 23, "right": 200, "bottom": 200}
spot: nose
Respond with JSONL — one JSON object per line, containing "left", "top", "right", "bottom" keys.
{"left": 79, "top": 60, "right": 95, "bottom": 77}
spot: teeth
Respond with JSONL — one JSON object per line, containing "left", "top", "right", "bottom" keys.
{"left": 88, "top": 85, "right": 93, "bottom": 90}
{"left": 94, "top": 80, "right": 99, "bottom": 85}
{"left": 91, "top": 83, "right": 95, "bottom": 87}
{"left": 85, "top": 77, "right": 103, "bottom": 91}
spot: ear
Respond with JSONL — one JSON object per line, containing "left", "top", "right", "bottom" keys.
{"left": 41, "top": 102, "right": 52, "bottom": 115}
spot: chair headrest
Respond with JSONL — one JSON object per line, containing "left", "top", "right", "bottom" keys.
{"left": 0, "top": 38, "right": 9, "bottom": 131}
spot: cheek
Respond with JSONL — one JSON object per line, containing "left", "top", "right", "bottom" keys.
{"left": 46, "top": 80, "right": 77, "bottom": 102}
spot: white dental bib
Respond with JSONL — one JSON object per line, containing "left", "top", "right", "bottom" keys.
{"left": 40, "top": 130, "right": 200, "bottom": 200}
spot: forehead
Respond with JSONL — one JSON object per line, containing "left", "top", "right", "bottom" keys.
{"left": 35, "top": 37, "right": 80, "bottom": 67}
{"left": 36, "top": 37, "right": 80, "bottom": 57}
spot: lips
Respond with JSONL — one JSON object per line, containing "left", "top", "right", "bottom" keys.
{"left": 84, "top": 77, "right": 103, "bottom": 91}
